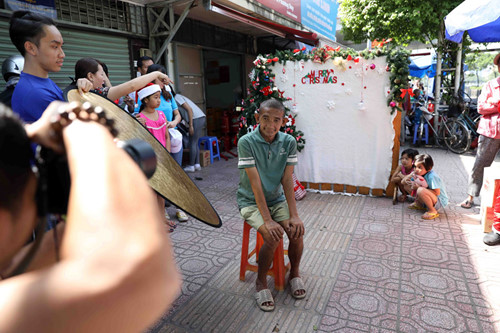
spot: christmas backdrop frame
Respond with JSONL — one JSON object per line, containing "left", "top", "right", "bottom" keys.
{"left": 237, "top": 44, "right": 410, "bottom": 153}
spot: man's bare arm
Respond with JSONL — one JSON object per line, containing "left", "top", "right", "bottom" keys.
{"left": 281, "top": 165, "right": 304, "bottom": 239}
{"left": 0, "top": 109, "right": 180, "bottom": 333}
{"left": 245, "top": 167, "right": 284, "bottom": 241}
{"left": 281, "top": 165, "right": 299, "bottom": 218}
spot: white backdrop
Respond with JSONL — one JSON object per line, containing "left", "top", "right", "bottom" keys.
{"left": 272, "top": 56, "right": 396, "bottom": 189}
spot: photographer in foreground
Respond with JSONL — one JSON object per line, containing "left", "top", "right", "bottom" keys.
{"left": 0, "top": 101, "right": 180, "bottom": 332}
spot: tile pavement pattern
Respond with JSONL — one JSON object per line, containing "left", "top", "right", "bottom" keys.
{"left": 148, "top": 146, "right": 500, "bottom": 333}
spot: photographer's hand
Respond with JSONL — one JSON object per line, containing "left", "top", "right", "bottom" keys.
{"left": 0, "top": 101, "right": 180, "bottom": 333}
{"left": 25, "top": 101, "right": 81, "bottom": 153}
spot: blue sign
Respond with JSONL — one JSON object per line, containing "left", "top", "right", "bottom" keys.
{"left": 6, "top": 0, "right": 57, "bottom": 19}
{"left": 300, "top": 0, "right": 338, "bottom": 41}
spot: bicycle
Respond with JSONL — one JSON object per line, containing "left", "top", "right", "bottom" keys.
{"left": 413, "top": 104, "right": 471, "bottom": 154}
{"left": 455, "top": 100, "right": 480, "bottom": 150}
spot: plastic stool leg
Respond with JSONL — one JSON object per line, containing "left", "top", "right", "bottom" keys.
{"left": 214, "top": 139, "right": 221, "bottom": 161}
{"left": 198, "top": 137, "right": 207, "bottom": 151}
{"left": 424, "top": 124, "right": 429, "bottom": 144}
{"left": 273, "top": 239, "right": 286, "bottom": 291}
{"left": 240, "top": 222, "right": 251, "bottom": 281}
{"left": 256, "top": 233, "right": 264, "bottom": 262}
{"left": 413, "top": 124, "right": 418, "bottom": 144}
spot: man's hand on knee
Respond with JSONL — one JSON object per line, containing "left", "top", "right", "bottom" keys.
{"left": 286, "top": 216, "right": 305, "bottom": 240}
{"left": 263, "top": 220, "right": 284, "bottom": 242}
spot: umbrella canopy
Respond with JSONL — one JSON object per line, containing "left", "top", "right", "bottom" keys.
{"left": 445, "top": 0, "right": 500, "bottom": 43}
{"left": 410, "top": 55, "right": 437, "bottom": 78}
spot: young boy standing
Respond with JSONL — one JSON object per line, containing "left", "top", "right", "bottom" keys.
{"left": 237, "top": 98, "right": 306, "bottom": 312}
{"left": 9, "top": 11, "right": 91, "bottom": 123}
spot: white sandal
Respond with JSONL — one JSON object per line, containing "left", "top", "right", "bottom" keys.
{"left": 290, "top": 277, "right": 307, "bottom": 299}
{"left": 255, "top": 289, "right": 275, "bottom": 312}
{"left": 176, "top": 210, "right": 188, "bottom": 222}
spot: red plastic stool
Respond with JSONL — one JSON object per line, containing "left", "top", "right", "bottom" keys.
{"left": 239, "top": 221, "right": 290, "bottom": 291}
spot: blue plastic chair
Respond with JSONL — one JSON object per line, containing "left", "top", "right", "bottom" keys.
{"left": 198, "top": 136, "right": 221, "bottom": 164}
{"left": 413, "top": 123, "right": 429, "bottom": 145}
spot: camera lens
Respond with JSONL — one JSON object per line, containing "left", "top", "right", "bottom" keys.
{"left": 117, "top": 139, "right": 157, "bottom": 179}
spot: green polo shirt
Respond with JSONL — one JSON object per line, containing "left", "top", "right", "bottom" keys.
{"left": 237, "top": 126, "right": 298, "bottom": 209}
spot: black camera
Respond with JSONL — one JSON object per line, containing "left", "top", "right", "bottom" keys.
{"left": 35, "top": 138, "right": 157, "bottom": 215}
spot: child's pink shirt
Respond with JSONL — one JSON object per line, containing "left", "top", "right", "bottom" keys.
{"left": 401, "top": 164, "right": 414, "bottom": 176}
{"left": 139, "top": 111, "right": 167, "bottom": 147}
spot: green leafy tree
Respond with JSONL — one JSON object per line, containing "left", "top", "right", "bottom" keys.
{"left": 340, "top": 0, "right": 473, "bottom": 108}
{"left": 339, "top": 0, "right": 463, "bottom": 45}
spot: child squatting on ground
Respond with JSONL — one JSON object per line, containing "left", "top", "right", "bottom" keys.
{"left": 391, "top": 148, "right": 419, "bottom": 203}
{"left": 237, "top": 98, "right": 306, "bottom": 312}
{"left": 407, "top": 154, "right": 449, "bottom": 220}
{"left": 137, "top": 83, "right": 177, "bottom": 232}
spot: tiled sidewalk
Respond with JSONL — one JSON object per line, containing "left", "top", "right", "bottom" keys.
{"left": 149, "top": 146, "right": 500, "bottom": 333}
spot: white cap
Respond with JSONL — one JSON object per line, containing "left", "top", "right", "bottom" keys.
{"left": 138, "top": 84, "right": 161, "bottom": 101}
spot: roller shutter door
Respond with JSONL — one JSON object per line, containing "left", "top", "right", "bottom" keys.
{"left": 52, "top": 28, "right": 131, "bottom": 89}
{"left": 0, "top": 17, "right": 131, "bottom": 92}
{"left": 0, "top": 18, "right": 21, "bottom": 91}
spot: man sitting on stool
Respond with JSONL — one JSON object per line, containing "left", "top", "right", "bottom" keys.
{"left": 237, "top": 98, "right": 306, "bottom": 312}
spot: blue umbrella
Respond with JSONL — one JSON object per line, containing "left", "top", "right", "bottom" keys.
{"left": 445, "top": 0, "right": 500, "bottom": 43}
{"left": 409, "top": 55, "right": 437, "bottom": 78}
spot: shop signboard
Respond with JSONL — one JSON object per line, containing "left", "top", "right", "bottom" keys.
{"left": 300, "top": 0, "right": 338, "bottom": 41}
{"left": 255, "top": 0, "right": 301, "bottom": 23}
{"left": 5, "top": 0, "right": 57, "bottom": 19}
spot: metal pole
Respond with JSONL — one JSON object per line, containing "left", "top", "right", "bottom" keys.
{"left": 433, "top": 21, "right": 444, "bottom": 133}
{"left": 154, "top": 0, "right": 194, "bottom": 64}
{"left": 454, "top": 42, "right": 463, "bottom": 96}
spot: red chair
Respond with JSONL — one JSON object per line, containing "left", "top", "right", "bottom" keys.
{"left": 239, "top": 221, "right": 290, "bottom": 291}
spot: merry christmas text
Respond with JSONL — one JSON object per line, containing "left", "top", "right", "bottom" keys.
{"left": 301, "top": 69, "right": 338, "bottom": 84}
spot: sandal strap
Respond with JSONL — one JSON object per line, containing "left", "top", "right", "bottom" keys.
{"left": 255, "top": 289, "right": 273, "bottom": 304}
{"left": 290, "top": 277, "right": 305, "bottom": 292}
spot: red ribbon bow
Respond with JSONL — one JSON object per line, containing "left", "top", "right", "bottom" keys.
{"left": 294, "top": 181, "right": 305, "bottom": 191}
{"left": 400, "top": 88, "right": 415, "bottom": 98}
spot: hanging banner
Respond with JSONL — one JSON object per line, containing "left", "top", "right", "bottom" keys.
{"left": 300, "top": 0, "right": 338, "bottom": 41}
{"left": 5, "top": 0, "right": 57, "bottom": 19}
{"left": 255, "top": 0, "right": 302, "bottom": 23}
{"left": 254, "top": 0, "right": 338, "bottom": 41}
{"left": 271, "top": 56, "right": 396, "bottom": 189}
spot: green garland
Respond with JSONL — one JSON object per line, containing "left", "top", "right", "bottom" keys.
{"left": 237, "top": 44, "right": 410, "bottom": 152}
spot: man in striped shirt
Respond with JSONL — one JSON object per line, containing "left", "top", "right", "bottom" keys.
{"left": 237, "top": 98, "right": 306, "bottom": 312}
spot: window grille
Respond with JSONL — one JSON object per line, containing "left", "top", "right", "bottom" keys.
{"left": 55, "top": 0, "right": 146, "bottom": 35}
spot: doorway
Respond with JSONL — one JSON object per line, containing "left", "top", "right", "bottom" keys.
{"left": 203, "top": 50, "right": 244, "bottom": 140}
